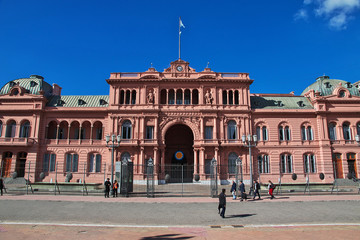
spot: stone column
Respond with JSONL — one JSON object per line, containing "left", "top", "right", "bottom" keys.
{"left": 193, "top": 148, "right": 198, "bottom": 174}
{"left": 199, "top": 147, "right": 205, "bottom": 176}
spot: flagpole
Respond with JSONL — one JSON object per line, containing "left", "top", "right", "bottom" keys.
{"left": 179, "top": 17, "right": 181, "bottom": 59}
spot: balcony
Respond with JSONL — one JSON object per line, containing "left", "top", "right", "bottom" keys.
{"left": 0, "top": 137, "right": 36, "bottom": 146}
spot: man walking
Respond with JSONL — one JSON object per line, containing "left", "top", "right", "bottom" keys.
{"left": 253, "top": 180, "right": 261, "bottom": 200}
{"left": 218, "top": 189, "right": 226, "bottom": 218}
{"left": 239, "top": 180, "right": 246, "bottom": 201}
{"left": 104, "top": 178, "right": 111, "bottom": 198}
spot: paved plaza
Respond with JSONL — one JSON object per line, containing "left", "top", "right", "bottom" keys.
{"left": 0, "top": 194, "right": 360, "bottom": 239}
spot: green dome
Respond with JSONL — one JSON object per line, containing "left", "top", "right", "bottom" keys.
{"left": 0, "top": 75, "right": 53, "bottom": 98}
{"left": 301, "top": 76, "right": 360, "bottom": 97}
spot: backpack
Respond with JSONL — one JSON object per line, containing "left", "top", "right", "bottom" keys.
{"left": 272, "top": 184, "right": 276, "bottom": 189}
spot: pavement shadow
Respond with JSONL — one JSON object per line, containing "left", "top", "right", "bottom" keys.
{"left": 140, "top": 234, "right": 193, "bottom": 240}
{"left": 225, "top": 213, "right": 256, "bottom": 218}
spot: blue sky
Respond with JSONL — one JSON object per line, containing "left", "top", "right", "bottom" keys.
{"left": 0, "top": 0, "right": 359, "bottom": 95}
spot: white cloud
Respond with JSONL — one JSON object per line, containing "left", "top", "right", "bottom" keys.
{"left": 316, "top": 0, "right": 360, "bottom": 15}
{"left": 295, "top": 0, "right": 360, "bottom": 30}
{"left": 295, "top": 9, "right": 309, "bottom": 20}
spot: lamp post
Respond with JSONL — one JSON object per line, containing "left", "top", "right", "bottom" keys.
{"left": 105, "top": 134, "right": 121, "bottom": 195}
{"left": 242, "top": 134, "right": 257, "bottom": 192}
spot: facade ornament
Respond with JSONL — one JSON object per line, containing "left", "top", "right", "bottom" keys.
{"left": 204, "top": 90, "right": 213, "bottom": 104}
{"left": 147, "top": 89, "right": 155, "bottom": 104}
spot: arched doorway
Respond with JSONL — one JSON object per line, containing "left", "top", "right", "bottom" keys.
{"left": 16, "top": 152, "right": 27, "bottom": 177}
{"left": 165, "top": 124, "right": 194, "bottom": 183}
{"left": 2, "top": 152, "right": 13, "bottom": 177}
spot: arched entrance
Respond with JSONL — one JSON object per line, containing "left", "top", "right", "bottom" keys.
{"left": 165, "top": 124, "right": 194, "bottom": 183}
{"left": 16, "top": 152, "right": 27, "bottom": 177}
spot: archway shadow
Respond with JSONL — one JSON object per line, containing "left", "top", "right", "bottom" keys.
{"left": 140, "top": 234, "right": 194, "bottom": 240}
{"left": 225, "top": 213, "right": 256, "bottom": 218}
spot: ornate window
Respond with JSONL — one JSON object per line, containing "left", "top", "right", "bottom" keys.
{"left": 184, "top": 89, "right": 191, "bottom": 104}
{"left": 146, "top": 126, "right": 154, "bottom": 139}
{"left": 301, "top": 125, "right": 313, "bottom": 141}
{"left": 5, "top": 120, "right": 16, "bottom": 138}
{"left": 65, "top": 153, "right": 78, "bottom": 172}
{"left": 89, "top": 153, "right": 102, "bottom": 173}
{"left": 121, "top": 152, "right": 131, "bottom": 162}
{"left": 342, "top": 122, "right": 351, "bottom": 140}
{"left": 227, "top": 120, "right": 237, "bottom": 140}
{"left": 176, "top": 89, "right": 183, "bottom": 104}
{"left": 304, "top": 154, "right": 316, "bottom": 173}
{"left": 131, "top": 90, "right": 136, "bottom": 104}
{"left": 256, "top": 125, "right": 268, "bottom": 141}
{"left": 205, "top": 126, "right": 213, "bottom": 140}
{"left": 279, "top": 125, "right": 291, "bottom": 141}
{"left": 329, "top": 122, "right": 337, "bottom": 140}
{"left": 19, "top": 121, "right": 30, "bottom": 138}
{"left": 122, "top": 120, "right": 132, "bottom": 139}
{"left": 258, "top": 154, "right": 269, "bottom": 173}
{"left": 228, "top": 152, "right": 237, "bottom": 174}
{"left": 43, "top": 153, "right": 56, "bottom": 172}
{"left": 280, "top": 154, "right": 293, "bottom": 173}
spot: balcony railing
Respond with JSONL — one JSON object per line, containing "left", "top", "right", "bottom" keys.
{"left": 0, "top": 137, "right": 36, "bottom": 145}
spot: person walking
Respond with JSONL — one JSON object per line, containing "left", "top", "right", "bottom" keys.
{"left": 112, "top": 180, "right": 119, "bottom": 197}
{"left": 104, "top": 178, "right": 111, "bottom": 198}
{"left": 268, "top": 180, "right": 275, "bottom": 199}
{"left": 0, "top": 178, "right": 4, "bottom": 196}
{"left": 230, "top": 180, "right": 237, "bottom": 200}
{"left": 239, "top": 180, "right": 246, "bottom": 201}
{"left": 218, "top": 189, "right": 226, "bottom": 218}
{"left": 253, "top": 180, "right": 261, "bottom": 200}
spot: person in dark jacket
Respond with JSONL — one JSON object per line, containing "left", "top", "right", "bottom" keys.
{"left": 239, "top": 180, "right": 246, "bottom": 201}
{"left": 104, "top": 178, "right": 111, "bottom": 198}
{"left": 253, "top": 180, "right": 261, "bottom": 200}
{"left": 0, "top": 178, "right": 4, "bottom": 196}
{"left": 230, "top": 180, "right": 237, "bottom": 200}
{"left": 218, "top": 188, "right": 226, "bottom": 218}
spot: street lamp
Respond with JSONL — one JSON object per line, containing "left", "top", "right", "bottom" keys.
{"left": 242, "top": 134, "right": 257, "bottom": 192}
{"left": 105, "top": 134, "right": 121, "bottom": 195}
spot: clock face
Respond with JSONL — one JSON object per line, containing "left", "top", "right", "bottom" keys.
{"left": 176, "top": 65, "right": 183, "bottom": 72}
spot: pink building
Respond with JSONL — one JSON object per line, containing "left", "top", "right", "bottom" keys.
{"left": 0, "top": 59, "right": 359, "bottom": 187}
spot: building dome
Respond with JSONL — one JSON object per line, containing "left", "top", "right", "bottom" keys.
{"left": 0, "top": 75, "right": 53, "bottom": 98}
{"left": 301, "top": 76, "right": 360, "bottom": 97}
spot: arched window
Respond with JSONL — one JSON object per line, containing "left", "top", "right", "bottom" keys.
{"left": 160, "top": 89, "right": 166, "bottom": 104}
{"left": 119, "top": 90, "right": 124, "bottom": 104}
{"left": 256, "top": 125, "right": 268, "bottom": 141}
{"left": 43, "top": 153, "right": 56, "bottom": 172}
{"left": 228, "top": 152, "right": 237, "bottom": 174}
{"left": 279, "top": 125, "right": 291, "bottom": 141}
{"left": 223, "top": 90, "right": 228, "bottom": 105}
{"left": 228, "top": 90, "right": 233, "bottom": 105}
{"left": 184, "top": 89, "right": 191, "bottom": 104}
{"left": 227, "top": 120, "right": 237, "bottom": 140}
{"left": 176, "top": 89, "right": 183, "bottom": 104}
{"left": 301, "top": 125, "right": 314, "bottom": 141}
{"left": 5, "top": 120, "right": 16, "bottom": 138}
{"left": 19, "top": 121, "right": 30, "bottom": 138}
{"left": 122, "top": 120, "right": 132, "bottom": 139}
{"left": 131, "top": 90, "right": 136, "bottom": 104}
{"left": 89, "top": 153, "right": 102, "bottom": 173}
{"left": 192, "top": 89, "right": 199, "bottom": 104}
{"left": 280, "top": 154, "right": 292, "bottom": 173}
{"left": 234, "top": 90, "right": 239, "bottom": 105}
{"left": 125, "top": 90, "right": 131, "bottom": 104}
{"left": 329, "top": 122, "right": 337, "bottom": 140}
{"left": 65, "top": 153, "right": 78, "bottom": 172}
{"left": 304, "top": 154, "right": 316, "bottom": 173}
{"left": 343, "top": 122, "right": 351, "bottom": 140}
{"left": 168, "top": 89, "right": 175, "bottom": 104}
{"left": 258, "top": 154, "right": 269, "bottom": 173}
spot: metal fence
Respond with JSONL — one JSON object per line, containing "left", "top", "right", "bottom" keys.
{"left": 1, "top": 160, "right": 359, "bottom": 197}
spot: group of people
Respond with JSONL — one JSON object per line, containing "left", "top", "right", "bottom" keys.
{"left": 219, "top": 180, "right": 276, "bottom": 218}
{"left": 104, "top": 178, "right": 119, "bottom": 198}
